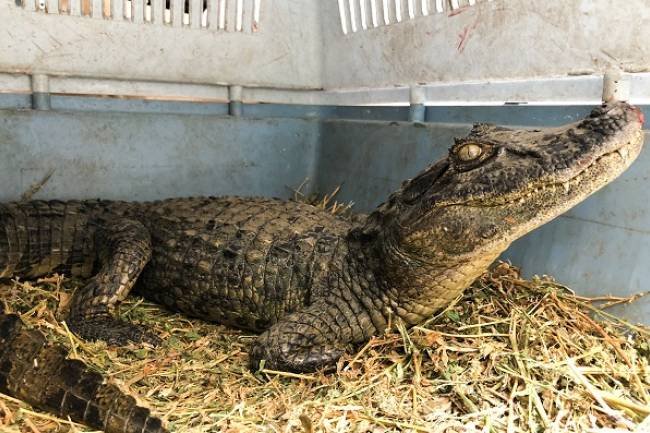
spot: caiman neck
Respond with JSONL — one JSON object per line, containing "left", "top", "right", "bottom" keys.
{"left": 349, "top": 224, "right": 504, "bottom": 326}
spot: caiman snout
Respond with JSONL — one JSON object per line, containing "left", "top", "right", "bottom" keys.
{"left": 573, "top": 101, "right": 644, "bottom": 170}
{"left": 583, "top": 101, "right": 645, "bottom": 134}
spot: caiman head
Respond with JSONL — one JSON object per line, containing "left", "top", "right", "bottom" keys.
{"left": 358, "top": 102, "right": 645, "bottom": 323}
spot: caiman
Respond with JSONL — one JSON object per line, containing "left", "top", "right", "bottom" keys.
{"left": 0, "top": 102, "right": 645, "bottom": 433}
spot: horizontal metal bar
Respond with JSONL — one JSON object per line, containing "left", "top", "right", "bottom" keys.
{"left": 49, "top": 76, "right": 230, "bottom": 102}
{"left": 0, "top": 73, "right": 32, "bottom": 93}
{"left": 3, "top": 72, "right": 650, "bottom": 106}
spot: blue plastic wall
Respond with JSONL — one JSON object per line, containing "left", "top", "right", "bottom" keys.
{"left": 0, "top": 109, "right": 320, "bottom": 202}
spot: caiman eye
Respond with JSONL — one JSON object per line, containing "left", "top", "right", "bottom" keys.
{"left": 456, "top": 143, "right": 483, "bottom": 161}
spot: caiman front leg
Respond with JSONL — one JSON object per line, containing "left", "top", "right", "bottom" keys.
{"left": 250, "top": 291, "right": 388, "bottom": 373}
{"left": 68, "top": 218, "right": 160, "bottom": 346}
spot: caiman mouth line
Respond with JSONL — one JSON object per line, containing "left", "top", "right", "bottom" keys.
{"left": 463, "top": 140, "right": 637, "bottom": 207}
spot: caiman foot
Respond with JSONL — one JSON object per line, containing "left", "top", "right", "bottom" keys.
{"left": 250, "top": 333, "right": 345, "bottom": 373}
{"left": 248, "top": 298, "right": 363, "bottom": 373}
{"left": 68, "top": 317, "right": 161, "bottom": 347}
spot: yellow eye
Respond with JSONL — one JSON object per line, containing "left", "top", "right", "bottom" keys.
{"left": 457, "top": 143, "right": 483, "bottom": 161}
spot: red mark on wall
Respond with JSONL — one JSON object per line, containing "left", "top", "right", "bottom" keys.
{"left": 448, "top": 6, "right": 469, "bottom": 17}
{"left": 457, "top": 27, "right": 470, "bottom": 52}
{"left": 457, "top": 17, "right": 480, "bottom": 53}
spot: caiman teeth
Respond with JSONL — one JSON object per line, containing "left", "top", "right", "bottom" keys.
{"left": 563, "top": 182, "right": 570, "bottom": 193}
{"left": 616, "top": 148, "right": 628, "bottom": 162}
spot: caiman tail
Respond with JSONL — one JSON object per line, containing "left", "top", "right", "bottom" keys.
{"left": 0, "top": 311, "right": 168, "bottom": 433}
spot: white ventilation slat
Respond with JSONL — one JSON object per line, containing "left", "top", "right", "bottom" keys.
{"left": 337, "top": 0, "right": 489, "bottom": 33}
{"left": 420, "top": 0, "right": 428, "bottom": 16}
{"left": 206, "top": 0, "right": 215, "bottom": 28}
{"left": 13, "top": 0, "right": 260, "bottom": 32}
{"left": 252, "top": 0, "right": 260, "bottom": 31}
{"left": 337, "top": 0, "right": 348, "bottom": 34}
{"left": 144, "top": 0, "right": 151, "bottom": 21}
{"left": 123, "top": 0, "right": 130, "bottom": 18}
{"left": 359, "top": 0, "right": 367, "bottom": 30}
{"left": 369, "top": 0, "right": 378, "bottom": 27}
{"left": 218, "top": 0, "right": 226, "bottom": 29}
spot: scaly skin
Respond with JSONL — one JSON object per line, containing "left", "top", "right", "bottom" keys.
{"left": 0, "top": 102, "right": 645, "bottom": 432}
{"left": 0, "top": 311, "right": 168, "bottom": 433}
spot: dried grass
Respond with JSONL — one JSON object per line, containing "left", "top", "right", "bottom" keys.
{"left": 2, "top": 263, "right": 648, "bottom": 433}
{"left": 1, "top": 192, "right": 648, "bottom": 433}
